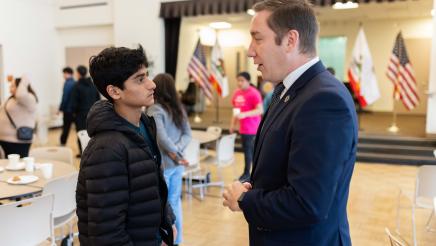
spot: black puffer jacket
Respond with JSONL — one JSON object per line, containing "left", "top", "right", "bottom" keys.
{"left": 76, "top": 100, "right": 174, "bottom": 246}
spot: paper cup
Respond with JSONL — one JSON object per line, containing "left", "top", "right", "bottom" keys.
{"left": 7, "top": 154, "right": 20, "bottom": 167}
{"left": 40, "top": 163, "right": 53, "bottom": 179}
{"left": 24, "top": 157, "right": 35, "bottom": 172}
{"left": 233, "top": 108, "right": 241, "bottom": 116}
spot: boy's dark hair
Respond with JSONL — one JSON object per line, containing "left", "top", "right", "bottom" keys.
{"left": 89, "top": 45, "right": 148, "bottom": 101}
{"left": 76, "top": 65, "right": 88, "bottom": 78}
{"left": 63, "top": 67, "right": 73, "bottom": 74}
{"left": 237, "top": 71, "right": 251, "bottom": 81}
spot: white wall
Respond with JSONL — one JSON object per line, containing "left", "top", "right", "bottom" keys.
{"left": 55, "top": 0, "right": 113, "bottom": 28}
{"left": 0, "top": 0, "right": 61, "bottom": 115}
{"left": 113, "top": 0, "right": 165, "bottom": 78}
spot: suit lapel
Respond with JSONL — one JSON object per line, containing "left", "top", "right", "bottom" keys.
{"left": 252, "top": 61, "right": 326, "bottom": 175}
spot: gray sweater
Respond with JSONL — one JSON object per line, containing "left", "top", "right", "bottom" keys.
{"left": 147, "top": 104, "right": 192, "bottom": 170}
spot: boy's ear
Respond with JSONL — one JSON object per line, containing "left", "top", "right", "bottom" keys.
{"left": 106, "top": 85, "right": 121, "bottom": 100}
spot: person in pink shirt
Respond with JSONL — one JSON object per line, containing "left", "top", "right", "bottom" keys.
{"left": 230, "top": 72, "right": 263, "bottom": 181}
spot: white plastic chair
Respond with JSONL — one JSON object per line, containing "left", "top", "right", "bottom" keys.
{"left": 29, "top": 146, "right": 74, "bottom": 165}
{"left": 42, "top": 172, "right": 79, "bottom": 244}
{"left": 385, "top": 228, "right": 407, "bottom": 246}
{"left": 194, "top": 134, "right": 237, "bottom": 198}
{"left": 182, "top": 139, "right": 204, "bottom": 198}
{"left": 0, "top": 194, "right": 55, "bottom": 246}
{"left": 396, "top": 165, "right": 436, "bottom": 246}
{"left": 77, "top": 130, "right": 91, "bottom": 153}
{"left": 201, "top": 126, "right": 222, "bottom": 157}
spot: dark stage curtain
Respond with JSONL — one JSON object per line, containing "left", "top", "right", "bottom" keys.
{"left": 164, "top": 18, "right": 181, "bottom": 78}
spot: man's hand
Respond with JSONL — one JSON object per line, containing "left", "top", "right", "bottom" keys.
{"left": 223, "top": 181, "right": 249, "bottom": 212}
{"left": 242, "top": 182, "right": 252, "bottom": 190}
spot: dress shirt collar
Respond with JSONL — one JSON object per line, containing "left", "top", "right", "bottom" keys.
{"left": 281, "top": 57, "right": 319, "bottom": 98}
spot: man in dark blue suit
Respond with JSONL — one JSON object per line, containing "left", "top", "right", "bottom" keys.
{"left": 222, "top": 0, "right": 358, "bottom": 245}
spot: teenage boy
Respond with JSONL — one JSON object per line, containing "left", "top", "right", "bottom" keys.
{"left": 76, "top": 45, "right": 174, "bottom": 246}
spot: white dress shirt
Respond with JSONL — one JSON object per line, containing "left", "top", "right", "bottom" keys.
{"left": 280, "top": 57, "right": 319, "bottom": 99}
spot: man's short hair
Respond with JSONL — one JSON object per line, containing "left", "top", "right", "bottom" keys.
{"left": 89, "top": 45, "right": 148, "bottom": 101}
{"left": 237, "top": 71, "right": 251, "bottom": 81}
{"left": 253, "top": 0, "right": 319, "bottom": 55}
{"left": 63, "top": 67, "right": 73, "bottom": 75}
{"left": 76, "top": 65, "right": 88, "bottom": 78}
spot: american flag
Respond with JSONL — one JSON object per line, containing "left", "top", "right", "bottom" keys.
{"left": 386, "top": 32, "right": 419, "bottom": 110}
{"left": 187, "top": 39, "right": 213, "bottom": 100}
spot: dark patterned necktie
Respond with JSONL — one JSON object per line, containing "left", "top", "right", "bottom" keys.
{"left": 269, "top": 82, "right": 285, "bottom": 109}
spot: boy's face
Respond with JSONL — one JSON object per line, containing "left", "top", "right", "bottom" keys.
{"left": 117, "top": 66, "right": 156, "bottom": 107}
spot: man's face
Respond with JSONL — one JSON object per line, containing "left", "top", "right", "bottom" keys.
{"left": 236, "top": 76, "right": 250, "bottom": 90}
{"left": 248, "top": 10, "right": 289, "bottom": 84}
{"left": 117, "top": 66, "right": 156, "bottom": 108}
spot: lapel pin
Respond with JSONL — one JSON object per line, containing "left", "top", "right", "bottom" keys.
{"left": 284, "top": 95, "right": 290, "bottom": 103}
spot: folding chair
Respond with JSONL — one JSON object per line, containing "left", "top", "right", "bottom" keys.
{"left": 396, "top": 165, "right": 436, "bottom": 246}
{"left": 43, "top": 172, "right": 79, "bottom": 245}
{"left": 0, "top": 194, "right": 55, "bottom": 246}
{"left": 77, "top": 130, "right": 91, "bottom": 153}
{"left": 385, "top": 228, "right": 407, "bottom": 246}
{"left": 194, "top": 134, "right": 237, "bottom": 199}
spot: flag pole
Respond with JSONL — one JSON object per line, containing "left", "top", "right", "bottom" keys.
{"left": 388, "top": 29, "right": 401, "bottom": 134}
{"left": 213, "top": 93, "right": 221, "bottom": 123}
{"left": 212, "top": 30, "right": 222, "bottom": 124}
{"left": 388, "top": 104, "right": 399, "bottom": 133}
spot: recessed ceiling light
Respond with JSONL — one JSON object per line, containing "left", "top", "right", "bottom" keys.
{"left": 247, "top": 9, "right": 255, "bottom": 16}
{"left": 209, "top": 22, "right": 232, "bottom": 29}
{"left": 332, "top": 1, "right": 359, "bottom": 10}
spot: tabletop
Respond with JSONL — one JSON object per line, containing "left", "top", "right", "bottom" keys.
{"left": 191, "top": 130, "right": 220, "bottom": 144}
{"left": 0, "top": 159, "right": 77, "bottom": 200}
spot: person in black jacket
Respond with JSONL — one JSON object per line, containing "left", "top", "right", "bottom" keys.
{"left": 76, "top": 45, "right": 175, "bottom": 246}
{"left": 70, "top": 65, "right": 100, "bottom": 156}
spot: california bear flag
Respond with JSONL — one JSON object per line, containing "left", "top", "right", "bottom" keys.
{"left": 347, "top": 27, "right": 380, "bottom": 107}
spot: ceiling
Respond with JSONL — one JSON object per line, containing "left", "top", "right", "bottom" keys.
{"left": 183, "top": 0, "right": 434, "bottom": 26}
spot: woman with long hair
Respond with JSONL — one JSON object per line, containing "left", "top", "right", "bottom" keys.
{"left": 0, "top": 76, "right": 38, "bottom": 157}
{"left": 147, "top": 73, "right": 191, "bottom": 246}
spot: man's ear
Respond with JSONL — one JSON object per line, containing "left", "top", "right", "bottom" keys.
{"left": 106, "top": 85, "right": 121, "bottom": 100}
{"left": 284, "top": 29, "right": 299, "bottom": 53}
